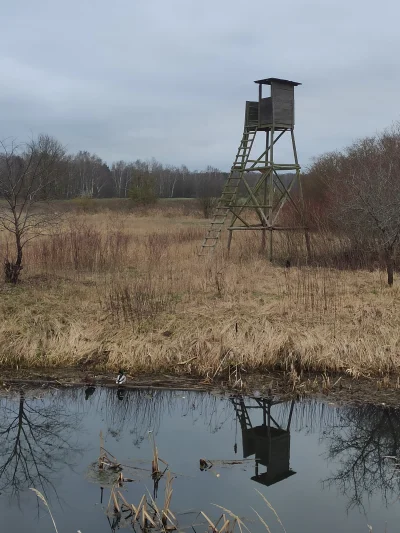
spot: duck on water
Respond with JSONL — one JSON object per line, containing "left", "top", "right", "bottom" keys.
{"left": 116, "top": 369, "right": 127, "bottom": 385}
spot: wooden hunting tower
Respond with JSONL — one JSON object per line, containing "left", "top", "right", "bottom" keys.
{"left": 246, "top": 78, "right": 299, "bottom": 130}
{"left": 200, "top": 77, "right": 309, "bottom": 259}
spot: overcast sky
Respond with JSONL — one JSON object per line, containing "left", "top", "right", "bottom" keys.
{"left": 1, "top": 0, "right": 399, "bottom": 170}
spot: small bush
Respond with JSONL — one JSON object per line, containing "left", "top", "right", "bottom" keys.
{"left": 71, "top": 196, "right": 98, "bottom": 213}
{"left": 198, "top": 196, "right": 217, "bottom": 218}
{"left": 105, "top": 279, "right": 177, "bottom": 326}
{"left": 128, "top": 176, "right": 158, "bottom": 206}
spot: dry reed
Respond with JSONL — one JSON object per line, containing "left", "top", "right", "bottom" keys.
{"left": 0, "top": 208, "right": 399, "bottom": 381}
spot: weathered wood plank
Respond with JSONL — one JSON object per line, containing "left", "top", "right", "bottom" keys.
{"left": 271, "top": 82, "right": 294, "bottom": 125}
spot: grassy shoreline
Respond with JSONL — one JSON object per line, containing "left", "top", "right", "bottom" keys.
{"left": 1, "top": 207, "right": 400, "bottom": 387}
{"left": 3, "top": 367, "right": 400, "bottom": 408}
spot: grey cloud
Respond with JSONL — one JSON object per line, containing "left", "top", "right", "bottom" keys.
{"left": 1, "top": 0, "right": 399, "bottom": 170}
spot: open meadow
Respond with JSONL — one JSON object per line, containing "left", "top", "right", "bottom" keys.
{"left": 0, "top": 200, "right": 399, "bottom": 385}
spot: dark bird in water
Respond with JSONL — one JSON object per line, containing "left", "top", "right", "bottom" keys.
{"left": 116, "top": 369, "right": 127, "bottom": 385}
{"left": 85, "top": 386, "right": 96, "bottom": 400}
{"left": 117, "top": 388, "right": 126, "bottom": 401}
{"left": 285, "top": 259, "right": 291, "bottom": 268}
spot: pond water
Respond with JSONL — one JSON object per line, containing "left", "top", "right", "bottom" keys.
{"left": 0, "top": 387, "right": 399, "bottom": 533}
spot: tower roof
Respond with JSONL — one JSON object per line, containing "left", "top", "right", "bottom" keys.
{"left": 254, "top": 77, "right": 301, "bottom": 86}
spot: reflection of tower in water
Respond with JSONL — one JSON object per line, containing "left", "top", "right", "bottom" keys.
{"left": 232, "top": 396, "right": 296, "bottom": 486}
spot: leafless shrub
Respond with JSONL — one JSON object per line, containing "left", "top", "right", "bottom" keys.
{"left": 171, "top": 227, "right": 204, "bottom": 243}
{"left": 105, "top": 278, "right": 177, "bottom": 326}
{"left": 145, "top": 233, "right": 171, "bottom": 263}
{"left": 0, "top": 135, "right": 66, "bottom": 283}
{"left": 309, "top": 124, "right": 400, "bottom": 284}
{"left": 198, "top": 196, "right": 217, "bottom": 219}
{"left": 33, "top": 222, "right": 131, "bottom": 272}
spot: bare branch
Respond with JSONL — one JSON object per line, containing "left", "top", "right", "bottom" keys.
{"left": 0, "top": 134, "right": 66, "bottom": 283}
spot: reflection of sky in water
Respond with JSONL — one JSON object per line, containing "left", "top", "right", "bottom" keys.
{"left": 0, "top": 388, "right": 399, "bottom": 533}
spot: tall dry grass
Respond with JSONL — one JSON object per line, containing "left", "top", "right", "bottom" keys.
{"left": 0, "top": 206, "right": 399, "bottom": 380}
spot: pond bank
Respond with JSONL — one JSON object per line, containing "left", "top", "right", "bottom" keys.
{"left": 2, "top": 367, "right": 400, "bottom": 407}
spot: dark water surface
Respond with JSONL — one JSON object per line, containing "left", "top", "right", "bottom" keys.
{"left": 0, "top": 387, "right": 399, "bottom": 533}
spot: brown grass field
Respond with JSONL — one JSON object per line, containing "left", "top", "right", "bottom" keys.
{"left": 0, "top": 200, "right": 399, "bottom": 384}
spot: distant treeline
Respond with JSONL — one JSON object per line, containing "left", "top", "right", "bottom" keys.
{"left": 0, "top": 134, "right": 299, "bottom": 201}
{"left": 7, "top": 146, "right": 296, "bottom": 200}
{"left": 44, "top": 151, "right": 232, "bottom": 199}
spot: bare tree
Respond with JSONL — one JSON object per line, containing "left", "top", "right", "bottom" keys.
{"left": 323, "top": 404, "right": 400, "bottom": 511}
{"left": 315, "top": 125, "right": 400, "bottom": 285}
{"left": 111, "top": 160, "right": 131, "bottom": 198}
{"left": 0, "top": 134, "right": 66, "bottom": 283}
{"left": 0, "top": 389, "right": 83, "bottom": 502}
{"left": 72, "top": 150, "right": 111, "bottom": 197}
{"left": 196, "top": 166, "right": 219, "bottom": 218}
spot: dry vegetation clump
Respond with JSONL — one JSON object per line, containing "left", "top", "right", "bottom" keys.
{"left": 0, "top": 206, "right": 399, "bottom": 381}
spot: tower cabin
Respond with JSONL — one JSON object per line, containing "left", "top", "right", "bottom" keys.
{"left": 245, "top": 78, "right": 301, "bottom": 131}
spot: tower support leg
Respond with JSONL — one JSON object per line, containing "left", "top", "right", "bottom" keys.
{"left": 305, "top": 229, "right": 311, "bottom": 263}
{"left": 261, "top": 229, "right": 266, "bottom": 252}
{"left": 291, "top": 128, "right": 311, "bottom": 263}
{"left": 261, "top": 131, "right": 269, "bottom": 254}
{"left": 269, "top": 230, "right": 273, "bottom": 262}
{"left": 227, "top": 229, "right": 233, "bottom": 253}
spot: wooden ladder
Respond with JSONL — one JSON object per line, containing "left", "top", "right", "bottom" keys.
{"left": 199, "top": 127, "right": 257, "bottom": 255}
{"left": 232, "top": 397, "right": 252, "bottom": 430}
